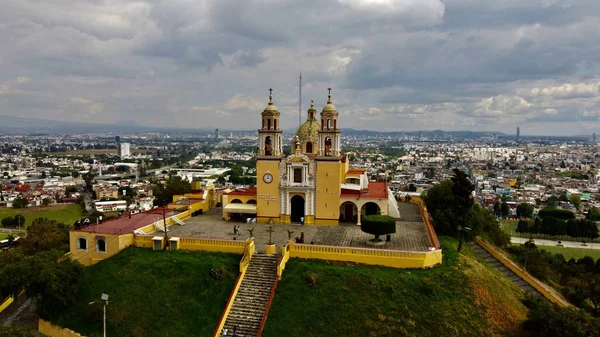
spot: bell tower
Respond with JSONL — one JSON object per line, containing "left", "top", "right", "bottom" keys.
{"left": 256, "top": 88, "right": 282, "bottom": 224}
{"left": 258, "top": 88, "right": 283, "bottom": 156}
{"left": 314, "top": 88, "right": 342, "bottom": 225}
{"left": 318, "top": 87, "right": 341, "bottom": 157}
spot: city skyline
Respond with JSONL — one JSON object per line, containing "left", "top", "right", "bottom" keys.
{"left": 1, "top": 0, "right": 600, "bottom": 136}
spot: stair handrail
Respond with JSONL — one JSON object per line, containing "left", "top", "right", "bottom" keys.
{"left": 277, "top": 242, "right": 290, "bottom": 280}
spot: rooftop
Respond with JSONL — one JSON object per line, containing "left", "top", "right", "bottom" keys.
{"left": 341, "top": 181, "right": 388, "bottom": 199}
{"left": 73, "top": 208, "right": 178, "bottom": 235}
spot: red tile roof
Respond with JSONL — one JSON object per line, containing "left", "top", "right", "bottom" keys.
{"left": 73, "top": 208, "right": 177, "bottom": 235}
{"left": 226, "top": 188, "right": 257, "bottom": 196}
{"left": 340, "top": 182, "right": 388, "bottom": 199}
{"left": 347, "top": 168, "right": 365, "bottom": 175}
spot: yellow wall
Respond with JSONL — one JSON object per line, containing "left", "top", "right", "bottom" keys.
{"left": 287, "top": 241, "right": 442, "bottom": 268}
{"left": 256, "top": 160, "right": 280, "bottom": 221}
{"left": 69, "top": 231, "right": 128, "bottom": 267}
{"left": 315, "top": 160, "right": 341, "bottom": 223}
{"left": 39, "top": 319, "right": 86, "bottom": 337}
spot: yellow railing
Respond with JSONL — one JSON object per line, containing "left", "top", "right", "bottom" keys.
{"left": 240, "top": 239, "right": 255, "bottom": 272}
{"left": 409, "top": 197, "right": 441, "bottom": 249}
{"left": 277, "top": 243, "right": 290, "bottom": 279}
{"left": 287, "top": 241, "right": 442, "bottom": 269}
{"left": 0, "top": 295, "right": 14, "bottom": 313}
{"left": 38, "top": 319, "right": 86, "bottom": 337}
{"left": 474, "top": 237, "right": 569, "bottom": 307}
{"left": 178, "top": 238, "right": 246, "bottom": 254}
{"left": 133, "top": 235, "right": 153, "bottom": 248}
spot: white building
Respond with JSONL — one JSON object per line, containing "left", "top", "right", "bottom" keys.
{"left": 120, "top": 143, "right": 131, "bottom": 158}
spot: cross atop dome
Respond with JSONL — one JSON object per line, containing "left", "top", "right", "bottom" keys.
{"left": 269, "top": 88, "right": 273, "bottom": 104}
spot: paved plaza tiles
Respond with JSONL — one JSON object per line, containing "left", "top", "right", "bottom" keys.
{"left": 163, "top": 202, "right": 432, "bottom": 253}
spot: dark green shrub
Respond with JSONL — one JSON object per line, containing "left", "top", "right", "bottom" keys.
{"left": 361, "top": 215, "right": 396, "bottom": 241}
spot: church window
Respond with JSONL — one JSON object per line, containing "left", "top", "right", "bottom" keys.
{"left": 77, "top": 237, "right": 87, "bottom": 251}
{"left": 325, "top": 137, "right": 332, "bottom": 156}
{"left": 262, "top": 118, "right": 265, "bottom": 129}
{"left": 306, "top": 142, "right": 313, "bottom": 153}
{"left": 334, "top": 119, "right": 337, "bottom": 129}
{"left": 274, "top": 119, "right": 277, "bottom": 130}
{"left": 96, "top": 238, "right": 106, "bottom": 252}
{"left": 327, "top": 119, "right": 331, "bottom": 130}
{"left": 268, "top": 119, "right": 271, "bottom": 130}
{"left": 294, "top": 168, "right": 303, "bottom": 183}
{"left": 321, "top": 119, "right": 324, "bottom": 129}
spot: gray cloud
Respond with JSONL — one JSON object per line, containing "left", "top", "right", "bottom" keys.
{"left": 0, "top": 0, "right": 599, "bottom": 135}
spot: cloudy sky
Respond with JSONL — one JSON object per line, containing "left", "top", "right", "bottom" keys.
{"left": 1, "top": 0, "right": 600, "bottom": 135}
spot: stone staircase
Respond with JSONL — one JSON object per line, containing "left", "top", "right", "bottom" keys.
{"left": 222, "top": 253, "right": 278, "bottom": 336}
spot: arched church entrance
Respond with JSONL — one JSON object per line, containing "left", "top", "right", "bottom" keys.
{"left": 290, "top": 195, "right": 305, "bottom": 223}
{"left": 362, "top": 202, "right": 381, "bottom": 216}
{"left": 339, "top": 201, "right": 357, "bottom": 223}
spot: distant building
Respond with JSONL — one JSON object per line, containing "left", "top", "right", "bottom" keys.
{"left": 120, "top": 142, "right": 131, "bottom": 158}
{"left": 593, "top": 132, "right": 596, "bottom": 144}
{"left": 215, "top": 128, "right": 220, "bottom": 140}
{"left": 516, "top": 127, "right": 520, "bottom": 140}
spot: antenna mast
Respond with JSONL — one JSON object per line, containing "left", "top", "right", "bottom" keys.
{"left": 299, "top": 72, "right": 302, "bottom": 128}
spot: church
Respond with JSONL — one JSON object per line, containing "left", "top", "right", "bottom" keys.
{"left": 222, "top": 88, "right": 400, "bottom": 225}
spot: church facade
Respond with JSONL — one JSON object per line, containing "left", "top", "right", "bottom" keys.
{"left": 223, "top": 89, "right": 400, "bottom": 225}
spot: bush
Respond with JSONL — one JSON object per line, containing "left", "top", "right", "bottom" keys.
{"left": 538, "top": 208, "right": 575, "bottom": 220}
{"left": 361, "top": 215, "right": 396, "bottom": 241}
{"left": 1, "top": 217, "right": 15, "bottom": 228}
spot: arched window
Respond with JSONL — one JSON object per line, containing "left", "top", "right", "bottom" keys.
{"left": 274, "top": 119, "right": 277, "bottom": 130}
{"left": 324, "top": 137, "right": 332, "bottom": 156}
{"left": 268, "top": 119, "right": 271, "bottom": 130}
{"left": 327, "top": 119, "right": 331, "bottom": 130}
{"left": 77, "top": 237, "right": 87, "bottom": 251}
{"left": 306, "top": 142, "right": 313, "bottom": 154}
{"left": 96, "top": 238, "right": 106, "bottom": 252}
{"left": 334, "top": 119, "right": 337, "bottom": 129}
{"left": 265, "top": 136, "right": 272, "bottom": 155}
{"left": 262, "top": 118, "right": 265, "bottom": 129}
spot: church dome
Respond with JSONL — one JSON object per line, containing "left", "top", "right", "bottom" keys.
{"left": 294, "top": 101, "right": 320, "bottom": 152}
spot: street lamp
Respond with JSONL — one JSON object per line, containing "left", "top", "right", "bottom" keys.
{"left": 89, "top": 293, "right": 109, "bottom": 337}
{"left": 457, "top": 226, "right": 472, "bottom": 253}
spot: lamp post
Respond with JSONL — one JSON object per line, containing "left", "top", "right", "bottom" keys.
{"left": 89, "top": 293, "right": 109, "bottom": 337}
{"left": 457, "top": 226, "right": 472, "bottom": 253}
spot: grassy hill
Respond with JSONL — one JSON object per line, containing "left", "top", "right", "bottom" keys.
{"left": 262, "top": 237, "right": 528, "bottom": 337}
{"left": 0, "top": 204, "right": 83, "bottom": 227}
{"left": 50, "top": 248, "right": 240, "bottom": 337}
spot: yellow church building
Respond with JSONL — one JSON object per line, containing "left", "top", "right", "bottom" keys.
{"left": 222, "top": 88, "right": 400, "bottom": 225}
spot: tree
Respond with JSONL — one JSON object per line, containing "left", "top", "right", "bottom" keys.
{"left": 1, "top": 217, "right": 15, "bottom": 228}
{"left": 523, "top": 295, "right": 600, "bottom": 337}
{"left": 19, "top": 218, "right": 70, "bottom": 255}
{"left": 0, "top": 325, "right": 39, "bottom": 336}
{"left": 501, "top": 201, "right": 510, "bottom": 218}
{"left": 65, "top": 185, "right": 78, "bottom": 194}
{"left": 42, "top": 198, "right": 51, "bottom": 207}
{"left": 517, "top": 220, "right": 530, "bottom": 233}
{"left": 588, "top": 208, "right": 600, "bottom": 221}
{"left": 360, "top": 215, "right": 396, "bottom": 243}
{"left": 71, "top": 170, "right": 80, "bottom": 179}
{"left": 493, "top": 200, "right": 501, "bottom": 216}
{"left": 11, "top": 197, "right": 29, "bottom": 208}
{"left": 152, "top": 175, "right": 192, "bottom": 206}
{"left": 40, "top": 171, "right": 47, "bottom": 179}
{"left": 13, "top": 214, "right": 25, "bottom": 228}
{"left": 516, "top": 203, "right": 534, "bottom": 218}
{"left": 118, "top": 186, "right": 134, "bottom": 198}
{"left": 569, "top": 195, "right": 582, "bottom": 210}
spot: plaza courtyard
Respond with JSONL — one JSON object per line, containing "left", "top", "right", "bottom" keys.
{"left": 162, "top": 201, "right": 432, "bottom": 253}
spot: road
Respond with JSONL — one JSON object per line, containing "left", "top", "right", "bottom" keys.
{"left": 511, "top": 237, "right": 600, "bottom": 250}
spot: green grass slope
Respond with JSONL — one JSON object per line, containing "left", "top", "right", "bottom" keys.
{"left": 0, "top": 204, "right": 83, "bottom": 227}
{"left": 51, "top": 248, "right": 240, "bottom": 337}
{"left": 262, "top": 237, "right": 528, "bottom": 337}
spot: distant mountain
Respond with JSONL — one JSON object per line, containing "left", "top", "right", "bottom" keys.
{"left": 0, "top": 114, "right": 507, "bottom": 138}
